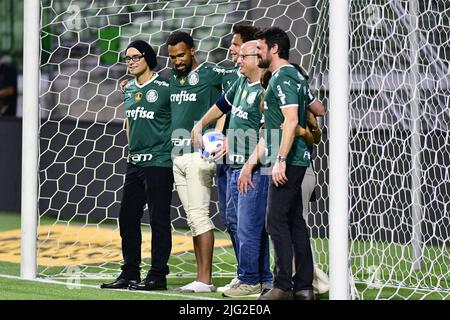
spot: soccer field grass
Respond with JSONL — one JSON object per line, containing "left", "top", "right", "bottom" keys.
{"left": 0, "top": 211, "right": 448, "bottom": 300}
{"left": 0, "top": 257, "right": 257, "bottom": 300}
{"left": 0, "top": 211, "right": 257, "bottom": 300}
{"left": 0, "top": 274, "right": 218, "bottom": 300}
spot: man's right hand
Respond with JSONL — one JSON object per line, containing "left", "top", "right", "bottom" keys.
{"left": 119, "top": 79, "right": 129, "bottom": 93}
{"left": 306, "top": 111, "right": 318, "bottom": 130}
{"left": 190, "top": 123, "right": 203, "bottom": 148}
{"left": 237, "top": 163, "right": 255, "bottom": 194}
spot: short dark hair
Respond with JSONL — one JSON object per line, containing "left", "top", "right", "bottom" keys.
{"left": 166, "top": 31, "right": 194, "bottom": 49}
{"left": 255, "top": 27, "right": 290, "bottom": 60}
{"left": 232, "top": 23, "right": 260, "bottom": 43}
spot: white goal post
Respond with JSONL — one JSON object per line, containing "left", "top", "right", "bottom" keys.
{"left": 328, "top": 0, "right": 349, "bottom": 300}
{"left": 21, "top": 0, "right": 40, "bottom": 280}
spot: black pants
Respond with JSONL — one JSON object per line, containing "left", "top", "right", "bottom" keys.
{"left": 119, "top": 164, "right": 174, "bottom": 281}
{"left": 266, "top": 164, "right": 313, "bottom": 291}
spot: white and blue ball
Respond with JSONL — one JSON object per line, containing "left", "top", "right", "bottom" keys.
{"left": 200, "top": 131, "right": 224, "bottom": 162}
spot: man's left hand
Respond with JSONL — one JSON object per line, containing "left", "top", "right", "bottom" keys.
{"left": 272, "top": 160, "right": 287, "bottom": 187}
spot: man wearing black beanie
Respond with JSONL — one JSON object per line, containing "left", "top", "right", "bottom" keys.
{"left": 126, "top": 40, "right": 158, "bottom": 70}
{"left": 101, "top": 40, "right": 174, "bottom": 291}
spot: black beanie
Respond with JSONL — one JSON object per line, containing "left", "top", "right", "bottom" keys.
{"left": 127, "top": 40, "right": 157, "bottom": 70}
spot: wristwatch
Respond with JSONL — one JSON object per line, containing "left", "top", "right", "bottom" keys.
{"left": 276, "top": 155, "right": 286, "bottom": 163}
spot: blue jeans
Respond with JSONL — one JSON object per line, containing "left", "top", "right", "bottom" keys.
{"left": 216, "top": 164, "right": 239, "bottom": 265}
{"left": 229, "top": 168, "right": 272, "bottom": 285}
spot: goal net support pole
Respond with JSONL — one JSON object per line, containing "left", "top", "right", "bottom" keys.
{"left": 408, "top": 0, "right": 423, "bottom": 271}
{"left": 21, "top": 0, "right": 40, "bottom": 280}
{"left": 329, "top": 0, "right": 350, "bottom": 300}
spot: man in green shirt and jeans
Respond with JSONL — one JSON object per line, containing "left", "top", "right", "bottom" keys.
{"left": 191, "top": 40, "right": 273, "bottom": 298}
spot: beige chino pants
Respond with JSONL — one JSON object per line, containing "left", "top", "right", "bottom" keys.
{"left": 173, "top": 152, "right": 216, "bottom": 237}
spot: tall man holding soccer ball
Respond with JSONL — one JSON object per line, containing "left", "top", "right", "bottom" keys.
{"left": 167, "top": 31, "right": 232, "bottom": 293}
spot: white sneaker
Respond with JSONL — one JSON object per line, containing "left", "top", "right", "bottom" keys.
{"left": 176, "top": 281, "right": 216, "bottom": 293}
{"left": 217, "top": 277, "right": 240, "bottom": 293}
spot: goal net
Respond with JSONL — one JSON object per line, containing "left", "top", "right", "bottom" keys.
{"left": 35, "top": 0, "right": 449, "bottom": 299}
{"left": 38, "top": 0, "right": 328, "bottom": 281}
{"left": 348, "top": 0, "right": 449, "bottom": 299}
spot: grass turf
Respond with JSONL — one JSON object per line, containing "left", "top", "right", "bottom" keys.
{"left": 1, "top": 211, "right": 448, "bottom": 300}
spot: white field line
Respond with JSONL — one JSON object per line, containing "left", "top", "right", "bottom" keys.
{"left": 0, "top": 273, "right": 221, "bottom": 300}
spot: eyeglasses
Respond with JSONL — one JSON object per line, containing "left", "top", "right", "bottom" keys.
{"left": 238, "top": 54, "right": 258, "bottom": 60}
{"left": 123, "top": 55, "right": 144, "bottom": 63}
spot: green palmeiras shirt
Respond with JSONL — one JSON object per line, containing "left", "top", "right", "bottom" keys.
{"left": 263, "top": 64, "right": 311, "bottom": 167}
{"left": 123, "top": 75, "right": 172, "bottom": 167}
{"left": 222, "top": 65, "right": 240, "bottom": 93}
{"left": 225, "top": 77, "right": 264, "bottom": 169}
{"left": 170, "top": 63, "right": 227, "bottom": 153}
{"left": 220, "top": 65, "right": 240, "bottom": 135}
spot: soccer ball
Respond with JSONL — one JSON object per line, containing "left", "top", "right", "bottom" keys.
{"left": 200, "top": 131, "right": 224, "bottom": 162}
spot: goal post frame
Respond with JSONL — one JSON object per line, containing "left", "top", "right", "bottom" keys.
{"left": 328, "top": 0, "right": 350, "bottom": 300}
{"left": 21, "top": 0, "right": 40, "bottom": 280}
